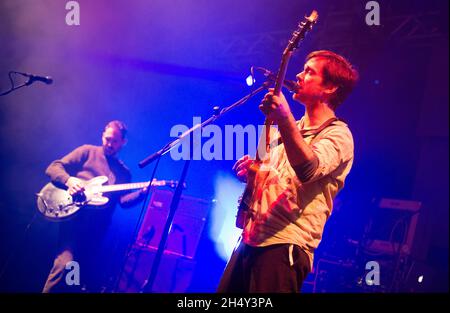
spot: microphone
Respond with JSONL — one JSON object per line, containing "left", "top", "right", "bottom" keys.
{"left": 14, "top": 71, "right": 53, "bottom": 85}
{"left": 253, "top": 67, "right": 299, "bottom": 92}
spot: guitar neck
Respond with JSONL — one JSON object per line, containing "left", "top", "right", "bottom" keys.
{"left": 254, "top": 11, "right": 318, "bottom": 163}
{"left": 100, "top": 182, "right": 150, "bottom": 193}
{"left": 256, "top": 51, "right": 292, "bottom": 162}
{"left": 274, "top": 51, "right": 292, "bottom": 96}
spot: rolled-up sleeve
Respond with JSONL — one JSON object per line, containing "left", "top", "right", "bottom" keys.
{"left": 303, "top": 126, "right": 354, "bottom": 183}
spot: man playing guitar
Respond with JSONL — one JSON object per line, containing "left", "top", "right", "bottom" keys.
{"left": 42, "top": 120, "right": 146, "bottom": 292}
{"left": 218, "top": 50, "right": 359, "bottom": 293}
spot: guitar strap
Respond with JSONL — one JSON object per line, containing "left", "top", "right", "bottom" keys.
{"left": 269, "top": 117, "right": 345, "bottom": 149}
{"left": 301, "top": 117, "right": 341, "bottom": 138}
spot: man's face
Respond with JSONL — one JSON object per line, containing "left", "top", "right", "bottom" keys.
{"left": 293, "top": 57, "right": 331, "bottom": 105}
{"left": 102, "top": 127, "right": 126, "bottom": 156}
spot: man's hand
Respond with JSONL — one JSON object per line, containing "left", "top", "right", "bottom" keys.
{"left": 66, "top": 177, "right": 85, "bottom": 196}
{"left": 232, "top": 155, "right": 254, "bottom": 183}
{"left": 259, "top": 88, "right": 293, "bottom": 124}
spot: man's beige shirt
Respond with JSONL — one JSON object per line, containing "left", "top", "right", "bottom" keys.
{"left": 242, "top": 117, "right": 354, "bottom": 268}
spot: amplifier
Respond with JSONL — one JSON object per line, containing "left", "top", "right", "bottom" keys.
{"left": 136, "top": 189, "right": 211, "bottom": 259}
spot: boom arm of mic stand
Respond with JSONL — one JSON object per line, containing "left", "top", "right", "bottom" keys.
{"left": 138, "top": 123, "right": 203, "bottom": 168}
{"left": 138, "top": 81, "right": 270, "bottom": 169}
{"left": 1, "top": 71, "right": 52, "bottom": 96}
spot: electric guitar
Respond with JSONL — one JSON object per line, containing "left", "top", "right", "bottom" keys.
{"left": 236, "top": 11, "right": 319, "bottom": 229}
{"left": 36, "top": 176, "right": 183, "bottom": 221}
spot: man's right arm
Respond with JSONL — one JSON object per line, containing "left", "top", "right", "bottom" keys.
{"left": 45, "top": 145, "right": 89, "bottom": 190}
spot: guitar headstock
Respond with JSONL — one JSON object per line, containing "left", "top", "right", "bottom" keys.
{"left": 286, "top": 10, "right": 319, "bottom": 52}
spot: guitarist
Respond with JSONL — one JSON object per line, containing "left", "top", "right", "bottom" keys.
{"left": 217, "top": 50, "right": 359, "bottom": 292}
{"left": 42, "top": 120, "right": 146, "bottom": 293}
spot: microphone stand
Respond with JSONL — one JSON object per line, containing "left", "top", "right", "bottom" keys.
{"left": 139, "top": 80, "right": 271, "bottom": 293}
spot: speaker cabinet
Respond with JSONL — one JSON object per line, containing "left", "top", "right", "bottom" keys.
{"left": 116, "top": 190, "right": 211, "bottom": 292}
{"left": 136, "top": 189, "right": 210, "bottom": 259}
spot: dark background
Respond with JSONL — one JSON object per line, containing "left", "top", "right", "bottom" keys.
{"left": 0, "top": 0, "right": 448, "bottom": 292}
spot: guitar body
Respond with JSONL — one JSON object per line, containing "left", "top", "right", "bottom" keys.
{"left": 236, "top": 162, "right": 259, "bottom": 228}
{"left": 36, "top": 176, "right": 110, "bottom": 221}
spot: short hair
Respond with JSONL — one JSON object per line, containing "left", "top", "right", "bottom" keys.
{"left": 104, "top": 120, "right": 128, "bottom": 139}
{"left": 306, "top": 50, "right": 359, "bottom": 110}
